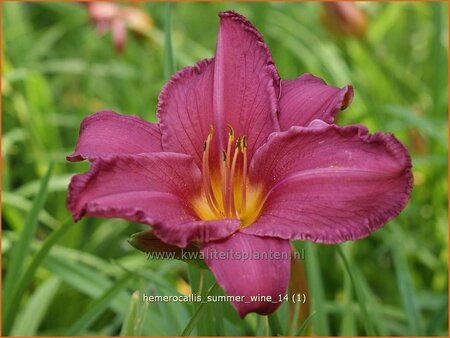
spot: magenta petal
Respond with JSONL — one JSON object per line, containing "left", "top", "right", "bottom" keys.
{"left": 243, "top": 123, "right": 413, "bottom": 243}
{"left": 201, "top": 232, "right": 290, "bottom": 318}
{"left": 158, "top": 12, "right": 281, "bottom": 165}
{"left": 157, "top": 58, "right": 216, "bottom": 167}
{"left": 278, "top": 74, "right": 353, "bottom": 130}
{"left": 152, "top": 218, "right": 240, "bottom": 249}
{"left": 67, "top": 153, "right": 238, "bottom": 247}
{"left": 67, "top": 111, "right": 162, "bottom": 162}
{"left": 212, "top": 11, "right": 280, "bottom": 159}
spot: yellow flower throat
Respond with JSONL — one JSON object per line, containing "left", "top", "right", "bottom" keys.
{"left": 193, "top": 126, "right": 264, "bottom": 227}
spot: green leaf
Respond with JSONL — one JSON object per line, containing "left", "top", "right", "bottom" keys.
{"left": 14, "top": 174, "right": 72, "bottom": 197}
{"left": 43, "top": 254, "right": 131, "bottom": 316}
{"left": 3, "top": 163, "right": 53, "bottom": 335}
{"left": 339, "top": 272, "right": 356, "bottom": 335}
{"left": 392, "top": 235, "right": 424, "bottom": 335}
{"left": 187, "top": 264, "right": 202, "bottom": 295}
{"left": 2, "top": 191, "right": 59, "bottom": 229}
{"left": 163, "top": 2, "right": 175, "bottom": 81}
{"left": 120, "top": 291, "right": 147, "bottom": 336}
{"left": 295, "top": 312, "right": 315, "bottom": 336}
{"left": 66, "top": 273, "right": 133, "bottom": 335}
{"left": 288, "top": 298, "right": 301, "bottom": 335}
{"left": 294, "top": 241, "right": 330, "bottom": 335}
{"left": 212, "top": 292, "right": 225, "bottom": 336}
{"left": 153, "top": 286, "right": 184, "bottom": 336}
{"left": 203, "top": 271, "right": 222, "bottom": 335}
{"left": 339, "top": 245, "right": 356, "bottom": 336}
{"left": 426, "top": 298, "right": 448, "bottom": 335}
{"left": 268, "top": 312, "right": 283, "bottom": 336}
{"left": 11, "top": 276, "right": 61, "bottom": 336}
{"left": 185, "top": 267, "right": 218, "bottom": 335}
{"left": 3, "top": 216, "right": 72, "bottom": 334}
{"left": 181, "top": 282, "right": 219, "bottom": 336}
{"left": 337, "top": 246, "right": 376, "bottom": 336}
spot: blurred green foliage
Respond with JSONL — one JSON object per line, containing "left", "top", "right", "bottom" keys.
{"left": 2, "top": 2, "right": 448, "bottom": 336}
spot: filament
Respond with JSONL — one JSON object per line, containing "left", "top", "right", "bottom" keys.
{"left": 202, "top": 127, "right": 220, "bottom": 215}
{"left": 228, "top": 137, "right": 241, "bottom": 217}
{"left": 241, "top": 136, "right": 247, "bottom": 213}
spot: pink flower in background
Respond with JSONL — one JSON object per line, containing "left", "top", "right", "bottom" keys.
{"left": 87, "top": 2, "right": 152, "bottom": 52}
{"left": 322, "top": 2, "right": 368, "bottom": 38}
{"left": 67, "top": 11, "right": 412, "bottom": 317}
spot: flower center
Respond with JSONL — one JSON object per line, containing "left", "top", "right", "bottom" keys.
{"left": 193, "top": 125, "right": 264, "bottom": 227}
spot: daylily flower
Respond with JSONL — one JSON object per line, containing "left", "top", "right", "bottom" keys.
{"left": 67, "top": 11, "right": 412, "bottom": 317}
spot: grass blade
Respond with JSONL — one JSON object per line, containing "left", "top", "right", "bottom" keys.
{"left": 121, "top": 290, "right": 149, "bottom": 336}
{"left": 11, "top": 277, "right": 61, "bottom": 335}
{"left": 14, "top": 174, "right": 72, "bottom": 197}
{"left": 120, "top": 291, "right": 140, "bottom": 336}
{"left": 66, "top": 273, "right": 133, "bottom": 335}
{"left": 295, "top": 312, "right": 315, "bottom": 336}
{"left": 295, "top": 241, "right": 330, "bottom": 335}
{"left": 337, "top": 246, "right": 376, "bottom": 336}
{"left": 213, "top": 293, "right": 225, "bottom": 335}
{"left": 3, "top": 163, "right": 53, "bottom": 335}
{"left": 163, "top": 2, "right": 175, "bottom": 81}
{"left": 43, "top": 254, "right": 131, "bottom": 315}
{"left": 2, "top": 191, "right": 59, "bottom": 229}
{"left": 426, "top": 298, "right": 448, "bottom": 335}
{"left": 339, "top": 271, "right": 356, "bottom": 335}
{"left": 268, "top": 312, "right": 283, "bottom": 336}
{"left": 288, "top": 300, "right": 301, "bottom": 335}
{"left": 3, "top": 216, "right": 72, "bottom": 334}
{"left": 392, "top": 236, "right": 424, "bottom": 335}
{"left": 181, "top": 282, "right": 219, "bottom": 336}
{"left": 186, "top": 265, "right": 210, "bottom": 335}
{"left": 339, "top": 244, "right": 356, "bottom": 336}
{"left": 194, "top": 271, "right": 221, "bottom": 335}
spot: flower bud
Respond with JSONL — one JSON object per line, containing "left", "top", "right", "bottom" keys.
{"left": 322, "top": 2, "right": 367, "bottom": 38}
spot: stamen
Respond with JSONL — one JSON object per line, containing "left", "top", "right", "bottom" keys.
{"left": 228, "top": 137, "right": 241, "bottom": 217}
{"left": 202, "top": 128, "right": 220, "bottom": 214}
{"left": 226, "top": 125, "right": 234, "bottom": 169}
{"left": 223, "top": 125, "right": 235, "bottom": 217}
{"left": 227, "top": 124, "right": 234, "bottom": 138}
{"left": 241, "top": 136, "right": 248, "bottom": 213}
{"left": 195, "top": 125, "right": 263, "bottom": 228}
{"left": 197, "top": 125, "right": 256, "bottom": 223}
{"left": 220, "top": 150, "right": 228, "bottom": 216}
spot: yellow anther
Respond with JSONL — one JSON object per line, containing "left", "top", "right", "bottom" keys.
{"left": 235, "top": 137, "right": 242, "bottom": 149}
{"left": 227, "top": 124, "right": 234, "bottom": 138}
{"left": 241, "top": 136, "right": 247, "bottom": 150}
